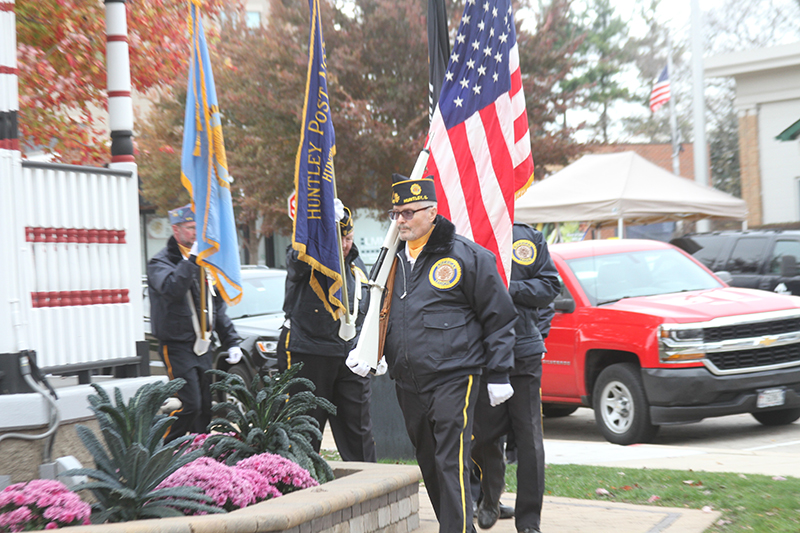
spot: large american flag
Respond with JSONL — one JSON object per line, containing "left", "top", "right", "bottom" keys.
{"left": 427, "top": 0, "right": 534, "bottom": 284}
{"left": 649, "top": 65, "right": 670, "bottom": 112}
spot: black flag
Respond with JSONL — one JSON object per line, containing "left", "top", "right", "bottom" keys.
{"left": 427, "top": 0, "right": 450, "bottom": 123}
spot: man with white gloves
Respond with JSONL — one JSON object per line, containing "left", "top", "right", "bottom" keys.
{"left": 147, "top": 204, "right": 243, "bottom": 443}
{"left": 358, "top": 174, "right": 517, "bottom": 533}
{"left": 278, "top": 202, "right": 377, "bottom": 462}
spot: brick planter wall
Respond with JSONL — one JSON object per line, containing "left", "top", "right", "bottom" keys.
{"left": 61, "top": 462, "right": 422, "bottom": 533}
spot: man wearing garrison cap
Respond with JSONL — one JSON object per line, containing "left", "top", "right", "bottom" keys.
{"left": 148, "top": 203, "right": 243, "bottom": 442}
{"left": 363, "top": 174, "right": 517, "bottom": 533}
{"left": 278, "top": 200, "right": 377, "bottom": 462}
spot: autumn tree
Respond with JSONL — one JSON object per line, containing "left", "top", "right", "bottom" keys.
{"left": 137, "top": 0, "right": 586, "bottom": 249}
{"left": 15, "top": 0, "right": 220, "bottom": 165}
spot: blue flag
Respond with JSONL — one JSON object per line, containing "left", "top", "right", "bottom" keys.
{"left": 181, "top": 0, "right": 242, "bottom": 305}
{"left": 292, "top": 0, "right": 343, "bottom": 320}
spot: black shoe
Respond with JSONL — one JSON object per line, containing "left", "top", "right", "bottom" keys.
{"left": 477, "top": 500, "right": 500, "bottom": 530}
{"left": 518, "top": 527, "right": 542, "bottom": 533}
{"left": 499, "top": 503, "right": 515, "bottom": 519}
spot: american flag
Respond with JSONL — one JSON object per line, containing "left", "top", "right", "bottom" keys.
{"left": 649, "top": 65, "right": 670, "bottom": 112}
{"left": 427, "top": 0, "right": 534, "bottom": 284}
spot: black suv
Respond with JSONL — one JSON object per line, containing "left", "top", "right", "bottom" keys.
{"left": 674, "top": 230, "right": 800, "bottom": 295}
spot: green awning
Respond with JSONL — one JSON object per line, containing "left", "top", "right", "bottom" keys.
{"left": 777, "top": 118, "right": 800, "bottom": 141}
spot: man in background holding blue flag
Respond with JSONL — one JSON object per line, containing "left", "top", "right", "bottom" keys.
{"left": 147, "top": 0, "right": 245, "bottom": 443}
{"left": 181, "top": 0, "right": 242, "bottom": 307}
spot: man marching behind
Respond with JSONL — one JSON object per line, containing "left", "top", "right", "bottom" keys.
{"left": 472, "top": 223, "right": 559, "bottom": 533}
{"left": 279, "top": 204, "right": 377, "bottom": 462}
{"left": 148, "top": 204, "right": 243, "bottom": 443}
{"left": 365, "top": 174, "right": 518, "bottom": 533}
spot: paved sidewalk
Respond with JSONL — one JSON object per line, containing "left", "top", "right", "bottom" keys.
{"left": 415, "top": 487, "right": 720, "bottom": 533}
{"left": 321, "top": 430, "right": 743, "bottom": 533}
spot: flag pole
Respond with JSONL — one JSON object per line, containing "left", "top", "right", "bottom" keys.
{"left": 667, "top": 32, "right": 680, "bottom": 176}
{"left": 331, "top": 171, "right": 351, "bottom": 327}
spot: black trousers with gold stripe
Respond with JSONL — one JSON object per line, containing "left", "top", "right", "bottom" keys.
{"left": 472, "top": 363, "right": 545, "bottom": 532}
{"left": 395, "top": 375, "right": 479, "bottom": 533}
{"left": 277, "top": 327, "right": 377, "bottom": 462}
{"left": 159, "top": 341, "right": 213, "bottom": 443}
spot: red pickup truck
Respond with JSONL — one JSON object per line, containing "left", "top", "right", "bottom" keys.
{"left": 542, "top": 239, "right": 800, "bottom": 445}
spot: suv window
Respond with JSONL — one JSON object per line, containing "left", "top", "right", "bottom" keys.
{"left": 726, "top": 237, "right": 769, "bottom": 274}
{"left": 770, "top": 239, "right": 800, "bottom": 274}
{"left": 691, "top": 235, "right": 729, "bottom": 269}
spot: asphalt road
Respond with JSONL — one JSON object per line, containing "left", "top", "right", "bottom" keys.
{"left": 543, "top": 406, "right": 800, "bottom": 454}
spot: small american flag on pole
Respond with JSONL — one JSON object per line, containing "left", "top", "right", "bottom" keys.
{"left": 427, "top": 0, "right": 534, "bottom": 285}
{"left": 649, "top": 65, "right": 670, "bottom": 112}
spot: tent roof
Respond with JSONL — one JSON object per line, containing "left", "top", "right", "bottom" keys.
{"left": 514, "top": 151, "right": 747, "bottom": 226}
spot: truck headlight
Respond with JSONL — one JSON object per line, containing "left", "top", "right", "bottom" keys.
{"left": 661, "top": 328, "right": 703, "bottom": 342}
{"left": 658, "top": 326, "right": 706, "bottom": 362}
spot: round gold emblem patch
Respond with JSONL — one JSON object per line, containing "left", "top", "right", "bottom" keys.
{"left": 410, "top": 183, "right": 422, "bottom": 195}
{"left": 429, "top": 258, "right": 462, "bottom": 290}
{"left": 512, "top": 239, "right": 537, "bottom": 265}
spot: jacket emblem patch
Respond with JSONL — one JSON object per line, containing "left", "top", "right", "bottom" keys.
{"left": 429, "top": 258, "right": 462, "bottom": 290}
{"left": 512, "top": 239, "right": 537, "bottom": 265}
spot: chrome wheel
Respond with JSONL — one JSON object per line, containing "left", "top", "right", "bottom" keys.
{"left": 598, "top": 380, "right": 634, "bottom": 435}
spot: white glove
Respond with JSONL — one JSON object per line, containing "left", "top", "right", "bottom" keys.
{"left": 346, "top": 352, "right": 371, "bottom": 377}
{"left": 487, "top": 383, "right": 514, "bottom": 407}
{"left": 189, "top": 241, "right": 199, "bottom": 257}
{"left": 375, "top": 358, "right": 388, "bottom": 376}
{"left": 226, "top": 346, "right": 243, "bottom": 364}
{"left": 333, "top": 198, "right": 345, "bottom": 221}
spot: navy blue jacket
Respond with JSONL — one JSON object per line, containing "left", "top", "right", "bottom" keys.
{"left": 509, "top": 223, "right": 560, "bottom": 374}
{"left": 283, "top": 244, "right": 370, "bottom": 357}
{"left": 384, "top": 215, "right": 518, "bottom": 393}
{"left": 147, "top": 236, "right": 241, "bottom": 350}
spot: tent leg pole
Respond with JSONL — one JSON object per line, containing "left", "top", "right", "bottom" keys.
{"left": 618, "top": 217, "right": 624, "bottom": 239}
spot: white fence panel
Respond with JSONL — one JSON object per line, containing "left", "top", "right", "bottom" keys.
{"left": 20, "top": 161, "right": 140, "bottom": 371}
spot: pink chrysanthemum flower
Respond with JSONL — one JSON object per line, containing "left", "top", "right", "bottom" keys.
{"left": 0, "top": 479, "right": 90, "bottom": 532}
{"left": 158, "top": 457, "right": 256, "bottom": 513}
{"left": 235, "top": 453, "right": 318, "bottom": 495}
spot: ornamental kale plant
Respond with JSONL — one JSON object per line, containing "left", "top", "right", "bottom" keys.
{"left": 158, "top": 457, "right": 281, "bottom": 512}
{"left": 206, "top": 363, "right": 336, "bottom": 482}
{"left": 0, "top": 479, "right": 90, "bottom": 532}
{"left": 236, "top": 452, "right": 318, "bottom": 495}
{"left": 63, "top": 379, "right": 224, "bottom": 523}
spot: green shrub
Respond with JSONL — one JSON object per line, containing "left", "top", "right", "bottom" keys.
{"left": 64, "top": 379, "right": 224, "bottom": 523}
{"left": 205, "top": 363, "right": 336, "bottom": 482}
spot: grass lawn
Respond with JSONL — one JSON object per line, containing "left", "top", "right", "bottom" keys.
{"left": 341, "top": 450, "right": 800, "bottom": 531}
{"left": 504, "top": 463, "right": 800, "bottom": 532}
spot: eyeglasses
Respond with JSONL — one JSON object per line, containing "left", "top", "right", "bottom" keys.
{"left": 388, "top": 206, "right": 432, "bottom": 221}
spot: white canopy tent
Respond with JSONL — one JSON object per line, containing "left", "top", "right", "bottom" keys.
{"left": 514, "top": 151, "right": 748, "bottom": 237}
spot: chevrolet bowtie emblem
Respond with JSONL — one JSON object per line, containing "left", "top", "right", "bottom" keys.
{"left": 757, "top": 336, "right": 778, "bottom": 347}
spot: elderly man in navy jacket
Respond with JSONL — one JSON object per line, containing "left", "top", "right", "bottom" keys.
{"left": 148, "top": 204, "right": 242, "bottom": 442}
{"left": 353, "top": 174, "right": 518, "bottom": 533}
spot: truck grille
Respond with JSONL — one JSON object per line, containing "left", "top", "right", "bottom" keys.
{"left": 707, "top": 344, "right": 800, "bottom": 371}
{"left": 704, "top": 317, "right": 800, "bottom": 342}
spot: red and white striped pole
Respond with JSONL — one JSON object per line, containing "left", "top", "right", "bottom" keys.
{"left": 104, "top": 0, "right": 144, "bottom": 348}
{"left": 0, "top": 0, "right": 29, "bottom": 354}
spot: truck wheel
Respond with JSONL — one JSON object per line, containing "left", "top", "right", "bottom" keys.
{"left": 593, "top": 363, "right": 659, "bottom": 445}
{"left": 542, "top": 404, "right": 579, "bottom": 418}
{"left": 752, "top": 408, "right": 800, "bottom": 426}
